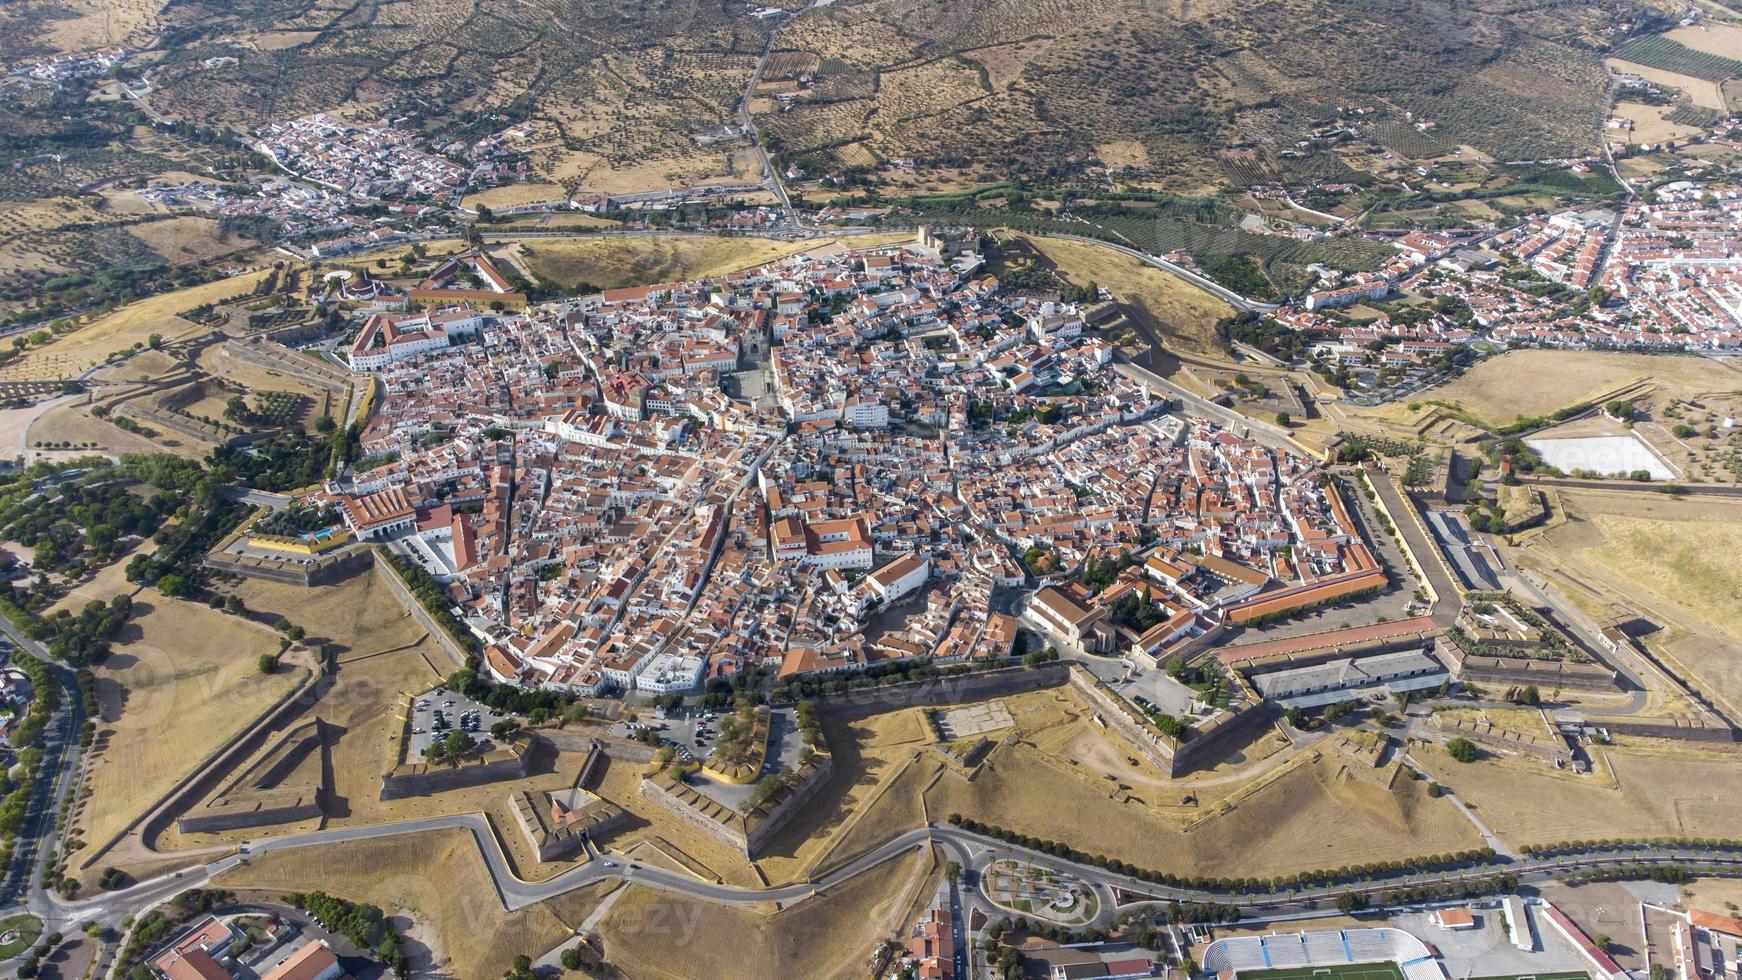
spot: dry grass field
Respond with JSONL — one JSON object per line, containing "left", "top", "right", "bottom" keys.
{"left": 798, "top": 687, "right": 1474, "bottom": 881}
{"left": 28, "top": 401, "right": 189, "bottom": 459}
{"left": 518, "top": 236, "right": 817, "bottom": 291}
{"left": 516, "top": 234, "right": 909, "bottom": 292}
{"left": 230, "top": 567, "right": 434, "bottom": 662}
{"left": 74, "top": 596, "right": 297, "bottom": 854}
{"left": 583, "top": 753, "right": 762, "bottom": 887}
{"left": 6, "top": 0, "right": 165, "bottom": 63}
{"left": 196, "top": 347, "right": 334, "bottom": 428}
{"left": 596, "top": 845, "right": 936, "bottom": 980}
{"left": 217, "top": 829, "right": 572, "bottom": 979}
{"left": 0, "top": 272, "right": 270, "bottom": 381}
{"left": 1682, "top": 877, "right": 1742, "bottom": 915}
{"left": 1519, "top": 490, "right": 1742, "bottom": 713}
{"left": 1020, "top": 235, "right": 1235, "bottom": 356}
{"left": 964, "top": 39, "right": 1058, "bottom": 92}
{"left": 1605, "top": 60, "right": 1729, "bottom": 110}
{"left": 172, "top": 569, "right": 769, "bottom": 886}
{"left": 930, "top": 733, "right": 1473, "bottom": 877}
{"left": 461, "top": 183, "right": 571, "bottom": 210}
{"left": 1409, "top": 351, "right": 1742, "bottom": 428}
{"left": 1418, "top": 740, "right": 1742, "bottom": 846}
{"left": 1666, "top": 23, "right": 1742, "bottom": 62}
{"left": 47, "top": 538, "right": 151, "bottom": 615}
{"left": 756, "top": 705, "right": 935, "bottom": 882}
{"left": 1613, "top": 101, "right": 1706, "bottom": 145}
{"left": 124, "top": 217, "right": 249, "bottom": 266}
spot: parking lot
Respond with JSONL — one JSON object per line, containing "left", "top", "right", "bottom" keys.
{"left": 408, "top": 686, "right": 517, "bottom": 758}
{"left": 613, "top": 705, "right": 805, "bottom": 807}
{"left": 615, "top": 706, "right": 712, "bottom": 761}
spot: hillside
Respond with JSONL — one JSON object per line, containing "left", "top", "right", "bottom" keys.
{"left": 755, "top": 0, "right": 1638, "bottom": 190}
{"left": 105, "top": 0, "right": 773, "bottom": 194}
{"left": 3, "top": 0, "right": 1657, "bottom": 201}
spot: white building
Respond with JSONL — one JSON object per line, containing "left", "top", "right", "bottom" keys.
{"left": 867, "top": 553, "right": 929, "bottom": 605}
{"left": 634, "top": 653, "right": 707, "bottom": 694}
{"left": 348, "top": 308, "right": 484, "bottom": 370}
{"left": 844, "top": 398, "right": 890, "bottom": 429}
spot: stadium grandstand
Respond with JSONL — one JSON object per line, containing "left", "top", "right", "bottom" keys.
{"left": 1202, "top": 928, "right": 1445, "bottom": 980}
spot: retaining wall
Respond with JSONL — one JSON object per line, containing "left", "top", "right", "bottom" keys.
{"left": 1593, "top": 718, "right": 1737, "bottom": 743}
{"left": 790, "top": 661, "right": 1071, "bottom": 715}
{"left": 371, "top": 551, "right": 470, "bottom": 669}
{"left": 745, "top": 753, "right": 835, "bottom": 855}
{"left": 380, "top": 745, "right": 535, "bottom": 801}
{"left": 1170, "top": 700, "right": 1273, "bottom": 775}
{"left": 1064, "top": 667, "right": 1176, "bottom": 773}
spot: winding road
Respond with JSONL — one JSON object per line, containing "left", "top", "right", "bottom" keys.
{"left": 36, "top": 811, "right": 1742, "bottom": 939}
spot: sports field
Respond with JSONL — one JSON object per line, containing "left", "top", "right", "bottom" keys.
{"left": 1233, "top": 964, "right": 1404, "bottom": 980}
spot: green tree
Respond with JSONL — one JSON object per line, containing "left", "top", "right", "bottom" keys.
{"left": 431, "top": 730, "right": 476, "bottom": 762}
{"left": 1446, "top": 737, "right": 1480, "bottom": 763}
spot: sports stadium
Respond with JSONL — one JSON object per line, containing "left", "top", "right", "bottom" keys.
{"left": 1202, "top": 928, "right": 1445, "bottom": 980}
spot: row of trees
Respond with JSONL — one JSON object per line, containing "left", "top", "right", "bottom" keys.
{"left": 289, "top": 891, "right": 408, "bottom": 975}
{"left": 1520, "top": 837, "right": 1742, "bottom": 857}
{"left": 945, "top": 814, "right": 1500, "bottom": 894}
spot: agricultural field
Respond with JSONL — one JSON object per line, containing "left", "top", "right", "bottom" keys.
{"left": 1667, "top": 23, "right": 1742, "bottom": 62}
{"left": 72, "top": 593, "right": 298, "bottom": 863}
{"left": 595, "top": 845, "right": 937, "bottom": 980}
{"left": 217, "top": 828, "right": 572, "bottom": 979}
{"left": 1366, "top": 121, "right": 1453, "bottom": 161}
{"left": 1610, "top": 34, "right": 1742, "bottom": 84}
{"left": 1613, "top": 100, "right": 1707, "bottom": 145}
{"left": 757, "top": 0, "right": 1617, "bottom": 192}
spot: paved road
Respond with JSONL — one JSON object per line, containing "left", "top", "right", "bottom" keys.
{"left": 0, "top": 617, "right": 88, "bottom": 922}
{"left": 738, "top": 20, "right": 792, "bottom": 216}
{"left": 1361, "top": 462, "right": 1462, "bottom": 626}
{"left": 1115, "top": 362, "right": 1304, "bottom": 454}
{"left": 35, "top": 802, "right": 1742, "bottom": 936}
